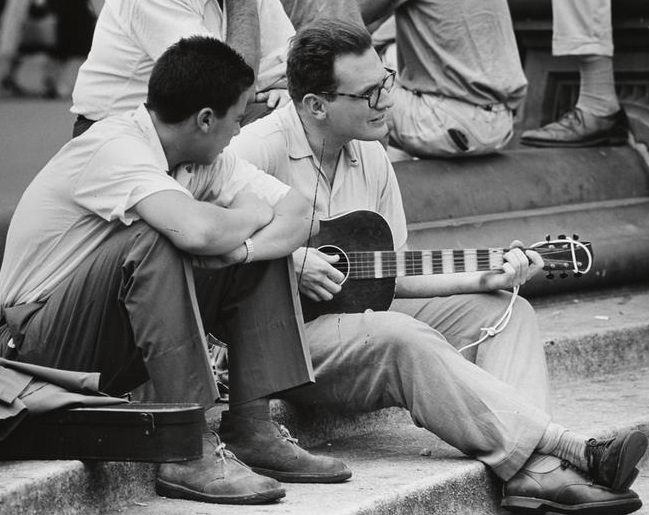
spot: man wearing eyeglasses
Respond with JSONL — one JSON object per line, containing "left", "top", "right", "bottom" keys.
{"left": 227, "top": 19, "right": 646, "bottom": 514}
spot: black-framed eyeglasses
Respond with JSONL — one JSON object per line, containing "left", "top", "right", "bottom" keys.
{"left": 320, "top": 68, "right": 396, "bottom": 109}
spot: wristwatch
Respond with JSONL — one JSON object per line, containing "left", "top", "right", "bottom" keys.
{"left": 243, "top": 238, "right": 254, "bottom": 264}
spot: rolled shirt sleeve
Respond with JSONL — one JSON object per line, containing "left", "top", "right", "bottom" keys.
{"left": 74, "top": 137, "right": 192, "bottom": 225}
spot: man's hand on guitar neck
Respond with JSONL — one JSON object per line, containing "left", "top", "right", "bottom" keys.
{"left": 293, "top": 247, "right": 345, "bottom": 302}
{"left": 478, "top": 240, "right": 544, "bottom": 291}
{"left": 395, "top": 240, "right": 544, "bottom": 297}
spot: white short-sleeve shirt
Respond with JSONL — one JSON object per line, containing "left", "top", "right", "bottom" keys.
{"left": 71, "top": 0, "right": 295, "bottom": 120}
{"left": 228, "top": 103, "right": 408, "bottom": 250}
{"left": 0, "top": 104, "right": 290, "bottom": 309}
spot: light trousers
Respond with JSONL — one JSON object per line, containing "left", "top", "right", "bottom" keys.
{"left": 389, "top": 86, "right": 514, "bottom": 158}
{"left": 284, "top": 291, "right": 552, "bottom": 480}
{"left": 552, "top": 0, "right": 613, "bottom": 57}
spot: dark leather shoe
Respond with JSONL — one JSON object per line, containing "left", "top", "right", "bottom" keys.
{"left": 219, "top": 411, "right": 352, "bottom": 483}
{"left": 502, "top": 454, "right": 642, "bottom": 514}
{"left": 585, "top": 430, "right": 648, "bottom": 491}
{"left": 520, "top": 108, "right": 628, "bottom": 148}
{"left": 156, "top": 432, "right": 285, "bottom": 504}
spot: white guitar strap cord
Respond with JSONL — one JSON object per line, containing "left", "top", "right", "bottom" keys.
{"left": 458, "top": 285, "right": 520, "bottom": 354}
{"left": 458, "top": 236, "right": 592, "bottom": 354}
{"left": 297, "top": 139, "right": 325, "bottom": 286}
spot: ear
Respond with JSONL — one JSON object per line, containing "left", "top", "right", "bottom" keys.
{"left": 301, "top": 93, "right": 328, "bottom": 121}
{"left": 195, "top": 107, "right": 216, "bottom": 134}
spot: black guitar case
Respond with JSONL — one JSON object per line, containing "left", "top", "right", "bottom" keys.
{"left": 0, "top": 403, "right": 203, "bottom": 462}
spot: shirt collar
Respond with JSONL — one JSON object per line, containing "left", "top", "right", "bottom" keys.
{"left": 282, "top": 103, "right": 359, "bottom": 168}
{"left": 131, "top": 104, "right": 169, "bottom": 171}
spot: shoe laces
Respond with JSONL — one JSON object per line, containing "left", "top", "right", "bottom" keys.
{"left": 558, "top": 108, "right": 585, "bottom": 128}
{"left": 585, "top": 437, "right": 613, "bottom": 477}
{"left": 560, "top": 459, "right": 594, "bottom": 484}
{"left": 278, "top": 424, "right": 299, "bottom": 445}
{"left": 206, "top": 431, "right": 235, "bottom": 465}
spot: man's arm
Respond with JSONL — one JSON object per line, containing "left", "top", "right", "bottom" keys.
{"left": 133, "top": 189, "right": 272, "bottom": 256}
{"left": 193, "top": 189, "right": 314, "bottom": 269}
{"left": 357, "top": 0, "right": 402, "bottom": 25}
{"left": 394, "top": 241, "right": 545, "bottom": 298}
{"left": 225, "top": 0, "right": 261, "bottom": 79}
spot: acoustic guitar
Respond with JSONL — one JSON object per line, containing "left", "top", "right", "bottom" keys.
{"left": 299, "top": 210, "right": 593, "bottom": 322}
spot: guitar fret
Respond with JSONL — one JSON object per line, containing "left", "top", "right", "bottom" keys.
{"left": 374, "top": 251, "right": 383, "bottom": 278}
{"left": 489, "top": 249, "right": 504, "bottom": 270}
{"left": 464, "top": 249, "right": 477, "bottom": 272}
{"left": 422, "top": 250, "right": 433, "bottom": 275}
{"left": 453, "top": 249, "right": 465, "bottom": 272}
{"left": 396, "top": 252, "right": 406, "bottom": 277}
{"left": 432, "top": 250, "right": 444, "bottom": 274}
{"left": 381, "top": 252, "right": 394, "bottom": 277}
{"left": 441, "top": 250, "right": 454, "bottom": 273}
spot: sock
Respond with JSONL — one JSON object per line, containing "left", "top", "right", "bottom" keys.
{"left": 537, "top": 422, "right": 589, "bottom": 471}
{"left": 576, "top": 55, "right": 620, "bottom": 117}
{"left": 229, "top": 397, "right": 271, "bottom": 421}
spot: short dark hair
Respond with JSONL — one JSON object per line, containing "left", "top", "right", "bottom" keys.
{"left": 147, "top": 36, "right": 254, "bottom": 123}
{"left": 287, "top": 19, "right": 372, "bottom": 103}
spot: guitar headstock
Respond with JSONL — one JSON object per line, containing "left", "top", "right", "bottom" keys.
{"left": 530, "top": 234, "right": 594, "bottom": 280}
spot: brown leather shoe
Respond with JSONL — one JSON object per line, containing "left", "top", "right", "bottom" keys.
{"left": 219, "top": 411, "right": 352, "bottom": 483}
{"left": 520, "top": 108, "right": 628, "bottom": 148}
{"left": 585, "top": 430, "right": 648, "bottom": 491}
{"left": 502, "top": 454, "right": 642, "bottom": 514}
{"left": 156, "top": 432, "right": 285, "bottom": 504}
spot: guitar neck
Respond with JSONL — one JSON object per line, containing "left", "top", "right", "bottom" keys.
{"left": 345, "top": 249, "right": 506, "bottom": 279}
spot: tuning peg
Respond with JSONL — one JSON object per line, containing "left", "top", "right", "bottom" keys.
{"left": 546, "top": 272, "right": 555, "bottom": 279}
{"left": 572, "top": 234, "right": 579, "bottom": 241}
{"left": 558, "top": 234, "right": 566, "bottom": 239}
{"left": 545, "top": 234, "right": 551, "bottom": 242}
{"left": 573, "top": 272, "right": 582, "bottom": 278}
{"left": 560, "top": 272, "right": 568, "bottom": 279}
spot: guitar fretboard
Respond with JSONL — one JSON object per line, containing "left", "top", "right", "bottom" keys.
{"left": 342, "top": 249, "right": 505, "bottom": 280}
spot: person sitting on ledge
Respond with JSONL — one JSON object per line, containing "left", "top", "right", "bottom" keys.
{"left": 228, "top": 19, "right": 647, "bottom": 515}
{"left": 70, "top": 0, "right": 296, "bottom": 137}
{"left": 521, "top": 0, "right": 628, "bottom": 148}
{"left": 0, "top": 35, "right": 350, "bottom": 505}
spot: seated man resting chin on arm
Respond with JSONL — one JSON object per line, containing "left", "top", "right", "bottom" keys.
{"left": 0, "top": 36, "right": 350, "bottom": 506}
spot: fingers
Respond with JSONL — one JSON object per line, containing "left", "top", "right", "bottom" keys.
{"left": 525, "top": 249, "right": 544, "bottom": 276}
{"left": 503, "top": 246, "right": 529, "bottom": 286}
{"left": 266, "top": 90, "right": 281, "bottom": 108}
{"left": 254, "top": 91, "right": 269, "bottom": 103}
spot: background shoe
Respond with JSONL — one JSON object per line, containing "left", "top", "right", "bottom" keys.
{"left": 586, "top": 430, "right": 648, "bottom": 491}
{"left": 520, "top": 108, "right": 628, "bottom": 148}
{"left": 219, "top": 411, "right": 352, "bottom": 483}
{"left": 156, "top": 432, "right": 285, "bottom": 504}
{"left": 502, "top": 454, "right": 642, "bottom": 514}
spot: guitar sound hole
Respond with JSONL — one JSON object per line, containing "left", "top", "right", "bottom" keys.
{"left": 318, "top": 245, "right": 350, "bottom": 285}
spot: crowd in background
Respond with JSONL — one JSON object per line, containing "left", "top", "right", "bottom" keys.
{"left": 0, "top": 0, "right": 101, "bottom": 98}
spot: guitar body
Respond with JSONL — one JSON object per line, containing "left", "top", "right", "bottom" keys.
{"left": 300, "top": 210, "right": 396, "bottom": 322}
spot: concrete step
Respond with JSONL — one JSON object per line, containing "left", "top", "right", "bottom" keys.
{"left": 113, "top": 365, "right": 649, "bottom": 515}
{"left": 395, "top": 146, "right": 649, "bottom": 224}
{"left": 407, "top": 197, "right": 649, "bottom": 296}
{"left": 1, "top": 285, "right": 648, "bottom": 514}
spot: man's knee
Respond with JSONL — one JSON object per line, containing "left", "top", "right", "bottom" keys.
{"left": 364, "top": 311, "right": 453, "bottom": 365}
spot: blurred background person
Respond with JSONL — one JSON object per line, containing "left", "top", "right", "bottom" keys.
{"left": 520, "top": 0, "right": 627, "bottom": 148}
